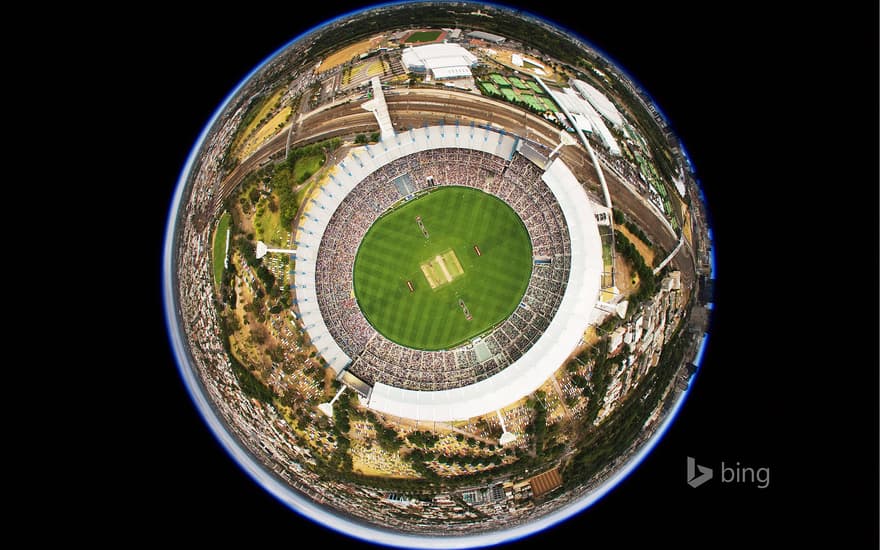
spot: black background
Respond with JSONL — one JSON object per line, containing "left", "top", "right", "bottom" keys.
{"left": 112, "top": 1, "right": 876, "bottom": 547}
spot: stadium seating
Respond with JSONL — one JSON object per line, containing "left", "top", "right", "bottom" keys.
{"left": 315, "top": 149, "right": 571, "bottom": 391}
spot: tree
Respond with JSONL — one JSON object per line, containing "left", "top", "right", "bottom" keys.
{"left": 249, "top": 324, "right": 269, "bottom": 345}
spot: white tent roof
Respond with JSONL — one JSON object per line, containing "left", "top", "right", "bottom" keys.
{"left": 550, "top": 88, "right": 620, "bottom": 156}
{"left": 571, "top": 113, "right": 592, "bottom": 133}
{"left": 572, "top": 79, "right": 624, "bottom": 127}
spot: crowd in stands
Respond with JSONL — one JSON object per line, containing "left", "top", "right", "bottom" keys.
{"left": 314, "top": 148, "right": 571, "bottom": 391}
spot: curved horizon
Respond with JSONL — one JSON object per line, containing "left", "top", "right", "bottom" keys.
{"left": 163, "top": 1, "right": 714, "bottom": 547}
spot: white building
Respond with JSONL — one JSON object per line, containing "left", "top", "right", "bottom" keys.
{"left": 511, "top": 54, "right": 547, "bottom": 75}
{"left": 467, "top": 30, "right": 506, "bottom": 44}
{"left": 572, "top": 79, "right": 624, "bottom": 127}
{"left": 548, "top": 87, "right": 621, "bottom": 156}
{"left": 609, "top": 326, "right": 626, "bottom": 353}
{"left": 401, "top": 43, "right": 479, "bottom": 80}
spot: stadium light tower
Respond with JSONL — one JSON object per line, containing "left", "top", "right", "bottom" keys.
{"left": 596, "top": 299, "right": 629, "bottom": 319}
{"left": 256, "top": 240, "right": 297, "bottom": 260}
{"left": 496, "top": 410, "right": 517, "bottom": 446}
{"left": 549, "top": 129, "right": 578, "bottom": 159}
{"left": 318, "top": 386, "right": 346, "bottom": 418}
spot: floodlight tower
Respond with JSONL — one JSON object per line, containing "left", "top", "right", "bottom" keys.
{"left": 255, "top": 240, "right": 297, "bottom": 260}
{"left": 496, "top": 410, "right": 517, "bottom": 446}
{"left": 596, "top": 299, "right": 629, "bottom": 319}
{"left": 318, "top": 386, "right": 346, "bottom": 418}
{"left": 549, "top": 129, "right": 577, "bottom": 159}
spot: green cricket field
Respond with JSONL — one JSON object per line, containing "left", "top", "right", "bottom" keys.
{"left": 353, "top": 186, "right": 532, "bottom": 350}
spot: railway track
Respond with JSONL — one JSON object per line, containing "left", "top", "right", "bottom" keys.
{"left": 214, "top": 88, "right": 693, "bottom": 285}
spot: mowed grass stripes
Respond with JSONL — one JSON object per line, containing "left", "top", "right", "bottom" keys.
{"left": 353, "top": 186, "right": 532, "bottom": 350}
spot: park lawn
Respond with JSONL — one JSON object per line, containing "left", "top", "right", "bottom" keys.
{"left": 353, "top": 186, "right": 532, "bottom": 350}
{"left": 294, "top": 178, "right": 319, "bottom": 211}
{"left": 294, "top": 153, "right": 326, "bottom": 184}
{"left": 255, "top": 198, "right": 289, "bottom": 247}
{"left": 293, "top": 163, "right": 331, "bottom": 211}
{"left": 213, "top": 212, "right": 231, "bottom": 288}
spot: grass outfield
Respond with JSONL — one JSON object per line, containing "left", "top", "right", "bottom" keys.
{"left": 353, "top": 187, "right": 532, "bottom": 350}
{"left": 213, "top": 211, "right": 230, "bottom": 287}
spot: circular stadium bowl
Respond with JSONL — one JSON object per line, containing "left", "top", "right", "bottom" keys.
{"left": 164, "top": 1, "right": 714, "bottom": 547}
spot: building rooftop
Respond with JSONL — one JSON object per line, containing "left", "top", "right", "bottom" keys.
{"left": 467, "top": 30, "right": 506, "bottom": 43}
{"left": 401, "top": 43, "right": 478, "bottom": 72}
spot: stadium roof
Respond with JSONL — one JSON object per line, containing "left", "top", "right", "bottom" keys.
{"left": 294, "top": 125, "right": 518, "bottom": 377}
{"left": 294, "top": 126, "right": 602, "bottom": 422}
{"left": 401, "top": 43, "right": 478, "bottom": 76}
{"left": 367, "top": 157, "right": 602, "bottom": 421}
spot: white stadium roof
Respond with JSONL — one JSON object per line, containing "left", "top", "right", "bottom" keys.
{"left": 294, "top": 125, "right": 602, "bottom": 422}
{"left": 295, "top": 125, "right": 519, "bottom": 377}
{"left": 369, "top": 157, "right": 602, "bottom": 421}
{"left": 401, "top": 43, "right": 478, "bottom": 77}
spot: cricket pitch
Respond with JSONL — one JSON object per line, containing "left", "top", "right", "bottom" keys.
{"left": 420, "top": 249, "right": 464, "bottom": 289}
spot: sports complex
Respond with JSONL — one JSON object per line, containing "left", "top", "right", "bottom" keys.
{"left": 294, "top": 123, "right": 603, "bottom": 422}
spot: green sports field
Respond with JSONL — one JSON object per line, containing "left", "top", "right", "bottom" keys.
{"left": 213, "top": 211, "right": 230, "bottom": 287}
{"left": 353, "top": 186, "right": 532, "bottom": 350}
{"left": 405, "top": 30, "right": 443, "bottom": 43}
